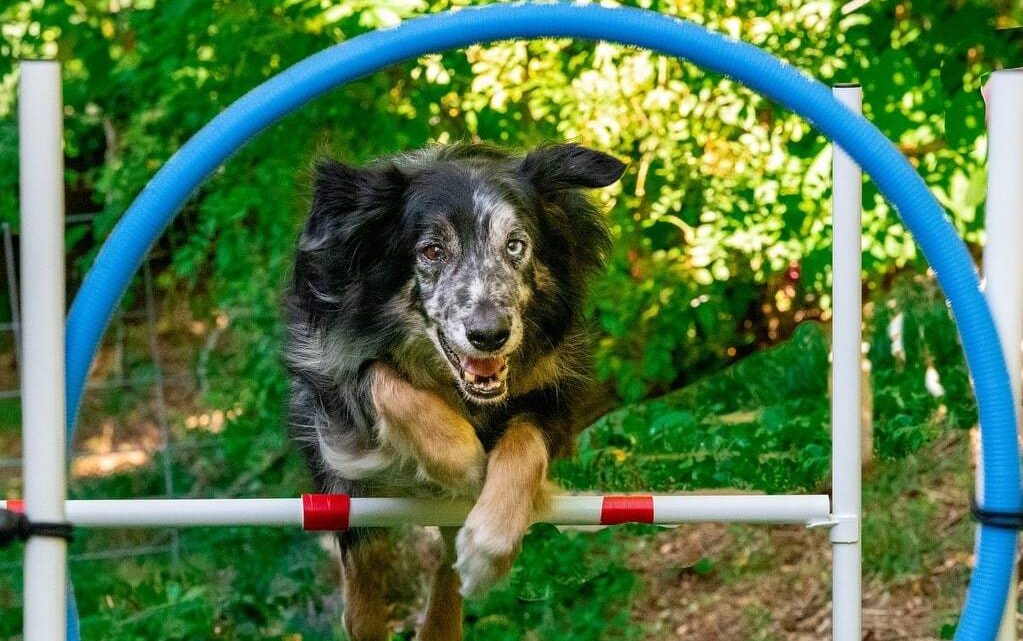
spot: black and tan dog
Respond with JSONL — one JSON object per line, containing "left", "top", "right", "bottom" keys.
{"left": 284, "top": 142, "right": 625, "bottom": 640}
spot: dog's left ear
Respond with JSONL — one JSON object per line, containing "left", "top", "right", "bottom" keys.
{"left": 518, "top": 143, "right": 626, "bottom": 191}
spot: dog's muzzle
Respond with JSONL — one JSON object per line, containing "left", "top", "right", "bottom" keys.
{"left": 437, "top": 331, "right": 510, "bottom": 402}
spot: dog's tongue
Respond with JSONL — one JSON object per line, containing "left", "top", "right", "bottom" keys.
{"left": 461, "top": 355, "right": 505, "bottom": 377}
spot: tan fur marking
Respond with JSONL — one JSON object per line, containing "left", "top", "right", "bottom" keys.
{"left": 478, "top": 417, "right": 551, "bottom": 528}
{"left": 510, "top": 330, "right": 589, "bottom": 398}
{"left": 417, "top": 528, "right": 463, "bottom": 641}
{"left": 341, "top": 542, "right": 391, "bottom": 641}
{"left": 455, "top": 418, "right": 550, "bottom": 597}
{"left": 371, "top": 362, "right": 485, "bottom": 493}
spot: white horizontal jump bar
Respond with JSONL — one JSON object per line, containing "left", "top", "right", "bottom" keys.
{"left": 1, "top": 494, "right": 832, "bottom": 529}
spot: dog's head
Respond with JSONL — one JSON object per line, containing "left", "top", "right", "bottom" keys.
{"left": 297, "top": 143, "right": 624, "bottom": 404}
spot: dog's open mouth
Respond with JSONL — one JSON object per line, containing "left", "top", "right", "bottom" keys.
{"left": 437, "top": 332, "right": 509, "bottom": 401}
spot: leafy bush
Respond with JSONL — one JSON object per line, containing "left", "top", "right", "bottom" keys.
{"left": 2, "top": 0, "right": 1020, "bottom": 423}
{"left": 557, "top": 274, "right": 977, "bottom": 493}
{"left": 557, "top": 321, "right": 832, "bottom": 493}
{"left": 869, "top": 275, "right": 978, "bottom": 458}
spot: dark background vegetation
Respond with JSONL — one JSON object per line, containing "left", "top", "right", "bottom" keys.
{"left": 1, "top": 0, "right": 1022, "bottom": 639}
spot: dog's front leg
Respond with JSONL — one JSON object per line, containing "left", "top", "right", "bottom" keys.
{"left": 371, "top": 362, "right": 486, "bottom": 494}
{"left": 454, "top": 416, "right": 550, "bottom": 598}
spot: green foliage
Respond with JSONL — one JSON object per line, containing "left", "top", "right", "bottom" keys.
{"left": 557, "top": 322, "right": 832, "bottom": 493}
{"left": 869, "top": 275, "right": 978, "bottom": 459}
{"left": 0, "top": 2, "right": 1018, "bottom": 639}
{"left": 70, "top": 529, "right": 334, "bottom": 641}
{"left": 464, "top": 525, "right": 640, "bottom": 641}
{"left": 557, "top": 274, "right": 976, "bottom": 493}
{"left": 2, "top": 0, "right": 1020, "bottom": 416}
{"left": 862, "top": 452, "right": 952, "bottom": 582}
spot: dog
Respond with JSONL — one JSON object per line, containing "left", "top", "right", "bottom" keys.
{"left": 284, "top": 142, "right": 625, "bottom": 641}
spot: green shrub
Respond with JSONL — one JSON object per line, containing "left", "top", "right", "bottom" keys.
{"left": 2, "top": 0, "right": 1019, "bottom": 423}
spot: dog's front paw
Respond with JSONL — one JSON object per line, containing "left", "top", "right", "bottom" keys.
{"left": 453, "top": 508, "right": 521, "bottom": 598}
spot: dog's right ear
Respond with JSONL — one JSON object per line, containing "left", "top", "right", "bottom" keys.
{"left": 299, "top": 159, "right": 361, "bottom": 252}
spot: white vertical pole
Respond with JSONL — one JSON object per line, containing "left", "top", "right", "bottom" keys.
{"left": 831, "top": 83, "right": 863, "bottom": 641}
{"left": 19, "top": 60, "right": 67, "bottom": 641}
{"left": 980, "top": 68, "right": 1023, "bottom": 641}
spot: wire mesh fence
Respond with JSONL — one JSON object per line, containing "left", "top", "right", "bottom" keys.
{"left": 1, "top": 214, "right": 184, "bottom": 565}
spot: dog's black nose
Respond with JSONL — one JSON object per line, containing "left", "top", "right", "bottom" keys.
{"left": 465, "top": 317, "right": 511, "bottom": 352}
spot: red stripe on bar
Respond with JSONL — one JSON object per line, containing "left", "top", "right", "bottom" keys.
{"left": 600, "top": 495, "right": 654, "bottom": 525}
{"left": 6, "top": 500, "right": 23, "bottom": 513}
{"left": 302, "top": 494, "right": 350, "bottom": 531}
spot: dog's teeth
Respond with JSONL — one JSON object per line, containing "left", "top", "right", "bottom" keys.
{"left": 463, "top": 372, "right": 476, "bottom": 383}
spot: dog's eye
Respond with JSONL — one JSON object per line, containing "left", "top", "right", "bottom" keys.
{"left": 421, "top": 244, "right": 447, "bottom": 262}
{"left": 506, "top": 239, "right": 526, "bottom": 258}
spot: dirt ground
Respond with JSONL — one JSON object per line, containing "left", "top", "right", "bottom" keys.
{"left": 628, "top": 433, "right": 1012, "bottom": 641}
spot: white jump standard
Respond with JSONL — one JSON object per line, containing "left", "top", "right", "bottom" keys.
{"left": 19, "top": 59, "right": 68, "bottom": 641}
{"left": 830, "top": 83, "right": 863, "bottom": 641}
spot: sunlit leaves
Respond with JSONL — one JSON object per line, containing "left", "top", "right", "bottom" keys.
{"left": 0, "top": 0, "right": 1014, "bottom": 411}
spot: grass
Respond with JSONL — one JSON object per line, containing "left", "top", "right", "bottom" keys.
{"left": 0, "top": 397, "right": 20, "bottom": 460}
{"left": 862, "top": 436, "right": 973, "bottom": 582}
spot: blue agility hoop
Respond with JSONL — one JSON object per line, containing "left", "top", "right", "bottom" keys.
{"left": 64, "top": 5, "right": 1019, "bottom": 639}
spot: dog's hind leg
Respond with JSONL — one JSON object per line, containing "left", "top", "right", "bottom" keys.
{"left": 340, "top": 530, "right": 393, "bottom": 641}
{"left": 418, "top": 527, "right": 463, "bottom": 641}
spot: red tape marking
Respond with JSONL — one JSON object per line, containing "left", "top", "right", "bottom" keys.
{"left": 6, "top": 499, "right": 23, "bottom": 513}
{"left": 302, "top": 493, "right": 350, "bottom": 531}
{"left": 600, "top": 495, "right": 654, "bottom": 525}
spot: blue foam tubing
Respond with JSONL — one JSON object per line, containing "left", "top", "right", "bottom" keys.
{"left": 62, "top": 4, "right": 1018, "bottom": 639}
{"left": 66, "top": 585, "right": 80, "bottom": 641}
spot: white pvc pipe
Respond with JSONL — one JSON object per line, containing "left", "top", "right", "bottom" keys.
{"left": 831, "top": 84, "right": 863, "bottom": 641}
{"left": 31, "top": 498, "right": 303, "bottom": 528}
{"left": 354, "top": 494, "right": 832, "bottom": 527}
{"left": 0, "top": 494, "right": 833, "bottom": 528}
{"left": 18, "top": 60, "right": 66, "bottom": 641}
{"left": 981, "top": 68, "right": 1023, "bottom": 641}
{"left": 647, "top": 494, "right": 830, "bottom": 524}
